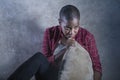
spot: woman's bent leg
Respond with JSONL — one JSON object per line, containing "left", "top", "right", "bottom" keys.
{"left": 7, "top": 52, "right": 49, "bottom": 80}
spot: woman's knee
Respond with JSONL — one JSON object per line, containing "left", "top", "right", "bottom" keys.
{"left": 34, "top": 52, "right": 48, "bottom": 62}
{"left": 33, "top": 52, "right": 45, "bottom": 58}
{"left": 34, "top": 52, "right": 43, "bottom": 56}
{"left": 34, "top": 52, "right": 50, "bottom": 73}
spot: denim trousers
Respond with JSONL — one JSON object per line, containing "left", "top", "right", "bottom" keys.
{"left": 7, "top": 52, "right": 59, "bottom": 80}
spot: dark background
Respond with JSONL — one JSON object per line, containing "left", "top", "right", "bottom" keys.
{"left": 0, "top": 0, "right": 120, "bottom": 80}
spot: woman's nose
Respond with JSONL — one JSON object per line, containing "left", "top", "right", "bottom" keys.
{"left": 72, "top": 29, "right": 75, "bottom": 34}
{"left": 69, "top": 29, "right": 74, "bottom": 35}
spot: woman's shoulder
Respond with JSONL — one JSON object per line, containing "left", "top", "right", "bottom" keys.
{"left": 45, "top": 25, "right": 61, "bottom": 39}
{"left": 78, "top": 27, "right": 94, "bottom": 41}
{"left": 81, "top": 27, "right": 93, "bottom": 36}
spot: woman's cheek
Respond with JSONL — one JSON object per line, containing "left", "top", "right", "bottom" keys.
{"left": 64, "top": 30, "right": 69, "bottom": 34}
{"left": 74, "top": 30, "right": 77, "bottom": 34}
{"left": 74, "top": 29, "right": 79, "bottom": 34}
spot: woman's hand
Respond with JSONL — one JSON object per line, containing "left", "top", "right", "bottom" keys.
{"left": 61, "top": 37, "right": 75, "bottom": 48}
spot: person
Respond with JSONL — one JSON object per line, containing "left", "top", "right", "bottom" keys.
{"left": 7, "top": 5, "right": 102, "bottom": 80}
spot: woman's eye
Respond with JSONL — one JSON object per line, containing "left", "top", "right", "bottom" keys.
{"left": 74, "top": 26, "right": 78, "bottom": 29}
{"left": 65, "top": 27, "right": 70, "bottom": 31}
{"left": 65, "top": 28, "right": 69, "bottom": 30}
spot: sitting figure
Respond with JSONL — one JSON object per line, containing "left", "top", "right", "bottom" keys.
{"left": 7, "top": 5, "right": 102, "bottom": 80}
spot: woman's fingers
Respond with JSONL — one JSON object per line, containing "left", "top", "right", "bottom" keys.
{"left": 60, "top": 36, "right": 75, "bottom": 47}
{"left": 66, "top": 38, "right": 75, "bottom": 47}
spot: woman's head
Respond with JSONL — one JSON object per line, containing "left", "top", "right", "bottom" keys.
{"left": 59, "top": 5, "right": 80, "bottom": 39}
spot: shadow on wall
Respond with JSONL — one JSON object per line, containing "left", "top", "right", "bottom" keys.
{"left": 0, "top": 13, "right": 44, "bottom": 80}
{"left": 0, "top": 0, "right": 51, "bottom": 80}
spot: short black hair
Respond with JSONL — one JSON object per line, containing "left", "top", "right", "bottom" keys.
{"left": 59, "top": 5, "right": 80, "bottom": 20}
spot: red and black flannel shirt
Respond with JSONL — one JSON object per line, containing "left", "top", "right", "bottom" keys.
{"left": 42, "top": 25, "right": 102, "bottom": 74}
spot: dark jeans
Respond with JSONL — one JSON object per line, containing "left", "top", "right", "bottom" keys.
{"left": 7, "top": 52, "right": 59, "bottom": 80}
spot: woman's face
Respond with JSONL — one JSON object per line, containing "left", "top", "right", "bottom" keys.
{"left": 59, "top": 17, "right": 80, "bottom": 39}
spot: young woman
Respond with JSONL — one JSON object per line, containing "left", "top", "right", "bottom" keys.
{"left": 7, "top": 5, "right": 102, "bottom": 80}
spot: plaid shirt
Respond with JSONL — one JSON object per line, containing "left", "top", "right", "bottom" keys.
{"left": 42, "top": 25, "right": 102, "bottom": 73}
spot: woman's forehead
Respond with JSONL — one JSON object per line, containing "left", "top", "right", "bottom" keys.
{"left": 61, "top": 16, "right": 79, "bottom": 22}
{"left": 61, "top": 17, "right": 79, "bottom": 23}
{"left": 62, "top": 18, "right": 79, "bottom": 27}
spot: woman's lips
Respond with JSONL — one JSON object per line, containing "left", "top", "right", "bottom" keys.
{"left": 66, "top": 35, "right": 75, "bottom": 39}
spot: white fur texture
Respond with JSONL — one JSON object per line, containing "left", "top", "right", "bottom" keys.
{"left": 59, "top": 41, "right": 93, "bottom": 80}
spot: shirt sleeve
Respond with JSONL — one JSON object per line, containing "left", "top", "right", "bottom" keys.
{"left": 87, "top": 35, "right": 102, "bottom": 74}
{"left": 42, "top": 28, "right": 54, "bottom": 64}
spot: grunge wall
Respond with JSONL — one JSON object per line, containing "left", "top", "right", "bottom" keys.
{"left": 0, "top": 0, "right": 120, "bottom": 80}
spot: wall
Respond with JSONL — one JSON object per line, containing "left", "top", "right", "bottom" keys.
{"left": 0, "top": 0, "right": 120, "bottom": 80}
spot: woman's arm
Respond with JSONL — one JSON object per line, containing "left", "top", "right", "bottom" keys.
{"left": 87, "top": 35, "right": 102, "bottom": 80}
{"left": 42, "top": 28, "right": 54, "bottom": 63}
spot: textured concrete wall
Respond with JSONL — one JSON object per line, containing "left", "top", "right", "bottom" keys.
{"left": 0, "top": 0, "right": 120, "bottom": 80}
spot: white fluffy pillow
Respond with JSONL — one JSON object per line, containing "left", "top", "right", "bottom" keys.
{"left": 58, "top": 41, "right": 93, "bottom": 80}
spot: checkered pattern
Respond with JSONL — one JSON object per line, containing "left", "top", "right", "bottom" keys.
{"left": 42, "top": 25, "right": 102, "bottom": 74}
